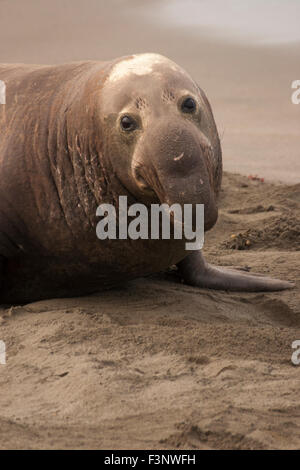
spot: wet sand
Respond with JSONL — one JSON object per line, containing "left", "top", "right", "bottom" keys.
{"left": 0, "top": 0, "right": 299, "bottom": 450}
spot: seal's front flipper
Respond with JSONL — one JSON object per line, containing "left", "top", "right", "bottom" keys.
{"left": 177, "top": 251, "right": 294, "bottom": 292}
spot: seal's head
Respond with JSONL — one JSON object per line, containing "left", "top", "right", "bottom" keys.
{"left": 100, "top": 53, "right": 222, "bottom": 231}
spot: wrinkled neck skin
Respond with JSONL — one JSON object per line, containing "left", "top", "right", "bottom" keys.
{"left": 49, "top": 63, "right": 146, "bottom": 211}
{"left": 42, "top": 63, "right": 143, "bottom": 255}
{"left": 0, "top": 63, "right": 117, "bottom": 258}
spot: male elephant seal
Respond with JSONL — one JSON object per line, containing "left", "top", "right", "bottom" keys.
{"left": 0, "top": 54, "right": 293, "bottom": 303}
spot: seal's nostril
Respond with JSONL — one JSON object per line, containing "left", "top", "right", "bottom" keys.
{"left": 133, "top": 168, "right": 148, "bottom": 188}
{"left": 137, "top": 174, "right": 147, "bottom": 187}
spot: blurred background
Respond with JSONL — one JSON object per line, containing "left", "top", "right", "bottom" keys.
{"left": 0, "top": 0, "right": 299, "bottom": 182}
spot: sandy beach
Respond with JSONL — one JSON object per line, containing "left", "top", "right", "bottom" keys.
{"left": 0, "top": 0, "right": 299, "bottom": 450}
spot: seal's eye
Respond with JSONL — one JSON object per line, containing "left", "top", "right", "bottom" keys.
{"left": 181, "top": 97, "right": 197, "bottom": 113}
{"left": 120, "top": 115, "right": 136, "bottom": 131}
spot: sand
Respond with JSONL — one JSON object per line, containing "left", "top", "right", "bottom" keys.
{"left": 1, "top": 172, "right": 300, "bottom": 450}
{"left": 0, "top": 0, "right": 299, "bottom": 450}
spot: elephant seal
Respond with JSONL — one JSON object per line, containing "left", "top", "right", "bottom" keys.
{"left": 0, "top": 54, "right": 293, "bottom": 303}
